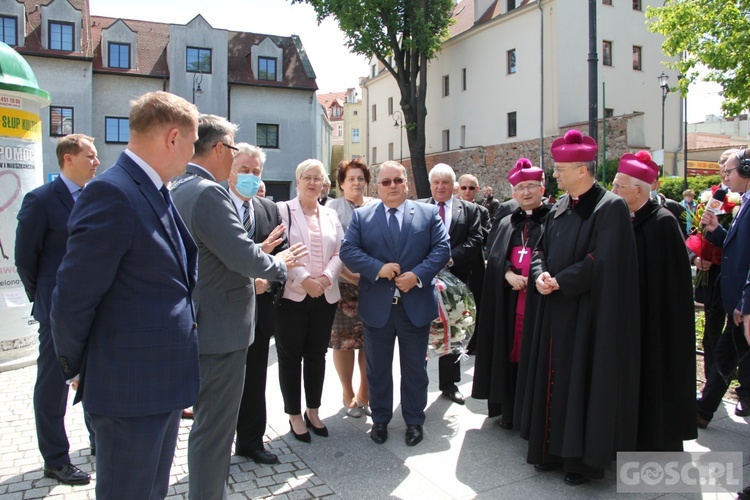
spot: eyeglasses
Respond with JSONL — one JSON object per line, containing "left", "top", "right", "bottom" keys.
{"left": 612, "top": 182, "right": 633, "bottom": 190}
{"left": 459, "top": 186, "right": 477, "bottom": 191}
{"left": 220, "top": 142, "right": 239, "bottom": 157}
{"left": 301, "top": 176, "right": 325, "bottom": 184}
{"left": 553, "top": 165, "right": 583, "bottom": 173}
{"left": 379, "top": 177, "right": 405, "bottom": 187}
{"left": 724, "top": 167, "right": 737, "bottom": 176}
{"left": 513, "top": 184, "right": 542, "bottom": 193}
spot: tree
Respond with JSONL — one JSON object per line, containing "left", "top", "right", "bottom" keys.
{"left": 293, "top": 0, "right": 455, "bottom": 198}
{"left": 646, "top": 0, "right": 750, "bottom": 117}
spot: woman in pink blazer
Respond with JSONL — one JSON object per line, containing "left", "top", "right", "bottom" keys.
{"left": 276, "top": 159, "right": 344, "bottom": 442}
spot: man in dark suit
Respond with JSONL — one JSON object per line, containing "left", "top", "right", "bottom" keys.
{"left": 50, "top": 91, "right": 201, "bottom": 499}
{"left": 697, "top": 148, "right": 750, "bottom": 428}
{"left": 170, "top": 116, "right": 303, "bottom": 499}
{"left": 481, "top": 186, "right": 500, "bottom": 220}
{"left": 228, "top": 143, "right": 288, "bottom": 465}
{"left": 15, "top": 134, "right": 99, "bottom": 485}
{"left": 421, "top": 164, "right": 483, "bottom": 404}
{"left": 340, "top": 161, "right": 450, "bottom": 447}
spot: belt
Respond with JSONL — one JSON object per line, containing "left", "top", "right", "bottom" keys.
{"left": 392, "top": 296, "right": 402, "bottom": 305}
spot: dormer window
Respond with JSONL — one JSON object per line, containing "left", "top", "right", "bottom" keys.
{"left": 108, "top": 42, "right": 131, "bottom": 69}
{"left": 187, "top": 47, "right": 212, "bottom": 73}
{"left": 0, "top": 16, "right": 17, "bottom": 46}
{"left": 49, "top": 21, "right": 74, "bottom": 51}
{"left": 332, "top": 105, "right": 342, "bottom": 118}
{"left": 258, "top": 56, "right": 277, "bottom": 80}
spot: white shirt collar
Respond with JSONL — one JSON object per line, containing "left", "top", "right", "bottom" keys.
{"left": 124, "top": 149, "right": 164, "bottom": 190}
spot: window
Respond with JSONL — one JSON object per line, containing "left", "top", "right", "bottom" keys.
{"left": 108, "top": 42, "right": 130, "bottom": 69}
{"left": 604, "top": 108, "right": 614, "bottom": 118}
{"left": 388, "top": 142, "right": 394, "bottom": 161}
{"left": 507, "top": 0, "right": 516, "bottom": 10}
{"left": 602, "top": 41, "right": 612, "bottom": 66}
{"left": 371, "top": 147, "right": 377, "bottom": 164}
{"left": 352, "top": 128, "right": 360, "bottom": 143}
{"left": 442, "top": 130, "right": 450, "bottom": 151}
{"left": 336, "top": 124, "right": 343, "bottom": 136}
{"left": 258, "top": 56, "right": 277, "bottom": 80}
{"left": 461, "top": 68, "right": 467, "bottom": 91}
{"left": 461, "top": 125, "right": 466, "bottom": 148}
{"left": 186, "top": 47, "right": 211, "bottom": 73}
{"left": 388, "top": 97, "right": 393, "bottom": 115}
{"left": 507, "top": 112, "right": 517, "bottom": 138}
{"left": 633, "top": 0, "right": 642, "bottom": 10}
{"left": 50, "top": 106, "right": 73, "bottom": 136}
{"left": 332, "top": 105, "right": 342, "bottom": 118}
{"left": 443, "top": 75, "right": 449, "bottom": 97}
{"left": 603, "top": 0, "right": 612, "bottom": 5}
{"left": 257, "top": 123, "right": 279, "bottom": 148}
{"left": 353, "top": 110, "right": 358, "bottom": 116}
{"left": 372, "top": 104, "right": 377, "bottom": 122}
{"left": 632, "top": 46, "right": 642, "bottom": 71}
{"left": 507, "top": 49, "right": 516, "bottom": 74}
{"left": 0, "top": 16, "right": 17, "bottom": 46}
{"left": 49, "top": 21, "right": 74, "bottom": 51}
{"left": 105, "top": 117, "right": 129, "bottom": 143}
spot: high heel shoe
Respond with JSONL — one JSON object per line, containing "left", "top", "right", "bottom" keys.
{"left": 289, "top": 420, "right": 311, "bottom": 443}
{"left": 356, "top": 397, "right": 372, "bottom": 417}
{"left": 304, "top": 411, "right": 329, "bottom": 437}
{"left": 344, "top": 399, "right": 362, "bottom": 418}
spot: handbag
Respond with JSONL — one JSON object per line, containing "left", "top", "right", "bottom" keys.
{"left": 272, "top": 202, "right": 292, "bottom": 306}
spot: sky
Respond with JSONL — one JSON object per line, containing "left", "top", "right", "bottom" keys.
{"left": 91, "top": 0, "right": 723, "bottom": 123}
{"left": 91, "top": 0, "right": 370, "bottom": 94}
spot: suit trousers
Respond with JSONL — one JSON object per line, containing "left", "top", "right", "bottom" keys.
{"left": 236, "top": 293, "right": 275, "bottom": 452}
{"left": 35, "top": 322, "right": 94, "bottom": 467}
{"left": 698, "top": 320, "right": 750, "bottom": 421}
{"left": 700, "top": 266, "right": 727, "bottom": 377}
{"left": 363, "top": 303, "right": 430, "bottom": 426}
{"left": 438, "top": 353, "right": 462, "bottom": 392}
{"left": 275, "top": 296, "right": 337, "bottom": 415}
{"left": 89, "top": 409, "right": 180, "bottom": 500}
{"left": 189, "top": 348, "right": 248, "bottom": 500}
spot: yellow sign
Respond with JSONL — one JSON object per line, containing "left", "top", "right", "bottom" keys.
{"left": 0, "top": 107, "right": 42, "bottom": 141}
{"left": 687, "top": 160, "right": 719, "bottom": 175}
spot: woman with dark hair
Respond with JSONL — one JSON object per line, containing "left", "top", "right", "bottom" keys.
{"left": 326, "top": 159, "right": 375, "bottom": 418}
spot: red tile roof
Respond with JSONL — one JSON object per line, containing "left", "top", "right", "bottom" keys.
{"left": 90, "top": 16, "right": 169, "bottom": 76}
{"left": 16, "top": 0, "right": 92, "bottom": 59}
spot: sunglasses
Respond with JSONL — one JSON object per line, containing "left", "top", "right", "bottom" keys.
{"left": 459, "top": 186, "right": 477, "bottom": 191}
{"left": 379, "top": 177, "right": 405, "bottom": 187}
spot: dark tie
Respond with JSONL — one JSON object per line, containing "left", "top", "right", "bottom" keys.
{"left": 160, "top": 185, "right": 187, "bottom": 269}
{"left": 438, "top": 201, "right": 446, "bottom": 224}
{"left": 242, "top": 200, "right": 255, "bottom": 240}
{"left": 388, "top": 207, "right": 400, "bottom": 247}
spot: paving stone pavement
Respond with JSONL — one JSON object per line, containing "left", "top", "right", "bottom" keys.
{"left": 2, "top": 339, "right": 750, "bottom": 499}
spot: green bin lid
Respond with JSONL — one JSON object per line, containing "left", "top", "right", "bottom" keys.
{"left": 0, "top": 42, "right": 50, "bottom": 102}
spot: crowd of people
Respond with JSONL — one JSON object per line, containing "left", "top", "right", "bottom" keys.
{"left": 13, "top": 90, "right": 750, "bottom": 499}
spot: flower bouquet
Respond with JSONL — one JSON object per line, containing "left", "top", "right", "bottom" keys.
{"left": 429, "top": 269, "right": 476, "bottom": 357}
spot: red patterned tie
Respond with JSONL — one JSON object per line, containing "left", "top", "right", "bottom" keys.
{"left": 438, "top": 201, "right": 446, "bottom": 224}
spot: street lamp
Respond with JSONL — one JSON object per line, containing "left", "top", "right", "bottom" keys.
{"left": 393, "top": 110, "right": 403, "bottom": 162}
{"left": 192, "top": 71, "right": 203, "bottom": 104}
{"left": 658, "top": 72, "right": 669, "bottom": 151}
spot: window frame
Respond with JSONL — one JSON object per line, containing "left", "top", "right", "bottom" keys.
{"left": 442, "top": 129, "right": 450, "bottom": 151}
{"left": 507, "top": 112, "right": 517, "bottom": 138}
{"left": 633, "top": 0, "right": 642, "bottom": 11}
{"left": 49, "top": 106, "right": 74, "bottom": 137}
{"left": 257, "top": 123, "right": 279, "bottom": 149}
{"left": 0, "top": 16, "right": 17, "bottom": 46}
{"left": 105, "top": 116, "right": 130, "bottom": 144}
{"left": 352, "top": 128, "right": 360, "bottom": 143}
{"left": 602, "top": 40, "right": 613, "bottom": 66}
{"left": 461, "top": 68, "right": 467, "bottom": 91}
{"left": 108, "top": 42, "right": 131, "bottom": 69}
{"left": 632, "top": 45, "right": 642, "bottom": 71}
{"left": 186, "top": 46, "right": 212, "bottom": 74}
{"left": 603, "top": 0, "right": 612, "bottom": 5}
{"left": 258, "top": 56, "right": 277, "bottom": 81}
{"left": 388, "top": 97, "right": 393, "bottom": 115}
{"left": 372, "top": 104, "right": 377, "bottom": 122}
{"left": 507, "top": 49, "right": 517, "bottom": 75}
{"left": 443, "top": 75, "right": 450, "bottom": 97}
{"left": 49, "top": 21, "right": 74, "bottom": 51}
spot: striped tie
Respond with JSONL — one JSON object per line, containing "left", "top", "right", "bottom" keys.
{"left": 242, "top": 201, "right": 255, "bottom": 239}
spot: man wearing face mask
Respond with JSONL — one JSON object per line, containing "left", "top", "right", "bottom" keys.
{"left": 227, "top": 143, "right": 289, "bottom": 465}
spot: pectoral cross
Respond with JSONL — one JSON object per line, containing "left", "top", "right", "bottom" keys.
{"left": 517, "top": 247, "right": 529, "bottom": 263}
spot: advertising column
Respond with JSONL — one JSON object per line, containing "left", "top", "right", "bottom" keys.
{"left": 0, "top": 42, "right": 50, "bottom": 370}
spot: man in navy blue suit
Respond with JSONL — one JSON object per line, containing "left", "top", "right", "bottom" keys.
{"left": 15, "top": 134, "right": 99, "bottom": 485}
{"left": 340, "top": 161, "right": 450, "bottom": 447}
{"left": 51, "top": 91, "right": 201, "bottom": 499}
{"left": 698, "top": 148, "right": 750, "bottom": 429}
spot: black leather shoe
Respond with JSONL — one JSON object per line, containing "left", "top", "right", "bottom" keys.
{"left": 289, "top": 420, "right": 311, "bottom": 443}
{"left": 442, "top": 390, "right": 465, "bottom": 405}
{"left": 370, "top": 423, "right": 388, "bottom": 444}
{"left": 534, "top": 462, "right": 561, "bottom": 472}
{"left": 498, "top": 420, "right": 513, "bottom": 430}
{"left": 304, "top": 411, "right": 329, "bottom": 437}
{"left": 697, "top": 413, "right": 709, "bottom": 429}
{"left": 405, "top": 425, "right": 424, "bottom": 447}
{"left": 236, "top": 448, "right": 279, "bottom": 465}
{"left": 736, "top": 399, "right": 750, "bottom": 417}
{"left": 564, "top": 473, "right": 589, "bottom": 485}
{"left": 44, "top": 464, "right": 91, "bottom": 485}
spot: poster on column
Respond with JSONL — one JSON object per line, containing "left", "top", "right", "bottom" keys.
{"left": 0, "top": 104, "right": 43, "bottom": 361}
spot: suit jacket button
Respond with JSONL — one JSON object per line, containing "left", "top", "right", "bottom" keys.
{"left": 193, "top": 322, "right": 198, "bottom": 329}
